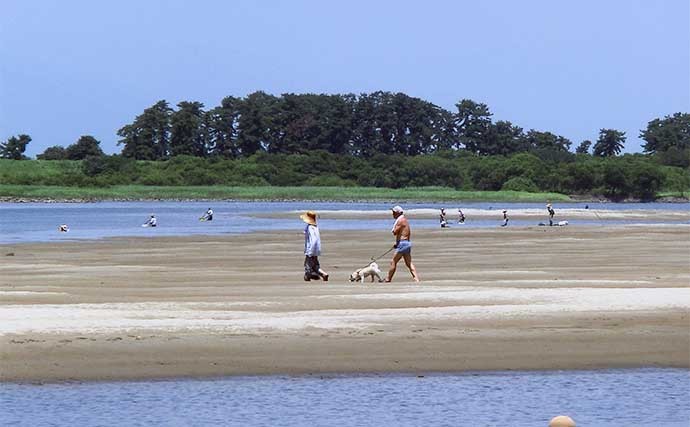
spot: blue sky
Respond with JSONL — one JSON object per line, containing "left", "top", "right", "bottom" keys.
{"left": 1, "top": 0, "right": 688, "bottom": 157}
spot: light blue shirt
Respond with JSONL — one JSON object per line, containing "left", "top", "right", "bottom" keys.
{"left": 304, "top": 224, "right": 321, "bottom": 256}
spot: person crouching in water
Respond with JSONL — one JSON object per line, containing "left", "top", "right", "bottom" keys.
{"left": 457, "top": 208, "right": 466, "bottom": 224}
{"left": 301, "top": 210, "right": 329, "bottom": 282}
{"left": 202, "top": 207, "right": 213, "bottom": 221}
{"left": 385, "top": 205, "right": 420, "bottom": 282}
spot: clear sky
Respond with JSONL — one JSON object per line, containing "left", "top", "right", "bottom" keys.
{"left": 2, "top": 0, "right": 688, "bottom": 157}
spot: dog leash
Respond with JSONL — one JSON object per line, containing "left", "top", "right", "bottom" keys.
{"left": 370, "top": 246, "right": 395, "bottom": 262}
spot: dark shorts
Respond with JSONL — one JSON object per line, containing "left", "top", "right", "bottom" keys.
{"left": 395, "top": 240, "right": 412, "bottom": 254}
{"left": 304, "top": 256, "right": 321, "bottom": 278}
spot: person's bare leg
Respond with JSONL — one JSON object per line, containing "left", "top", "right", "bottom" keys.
{"left": 402, "top": 253, "right": 420, "bottom": 282}
{"left": 385, "top": 252, "right": 403, "bottom": 282}
{"left": 318, "top": 268, "right": 329, "bottom": 281}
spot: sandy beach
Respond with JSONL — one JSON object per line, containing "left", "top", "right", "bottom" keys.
{"left": 1, "top": 224, "right": 689, "bottom": 382}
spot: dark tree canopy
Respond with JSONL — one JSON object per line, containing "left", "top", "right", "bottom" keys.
{"left": 65, "top": 135, "right": 104, "bottom": 160}
{"left": 117, "top": 100, "right": 172, "bottom": 160}
{"left": 575, "top": 140, "right": 592, "bottom": 154}
{"left": 593, "top": 129, "right": 626, "bottom": 157}
{"left": 640, "top": 112, "right": 690, "bottom": 154}
{"left": 37, "top": 145, "right": 68, "bottom": 160}
{"left": 0, "top": 134, "right": 31, "bottom": 160}
{"left": 170, "top": 101, "right": 207, "bottom": 157}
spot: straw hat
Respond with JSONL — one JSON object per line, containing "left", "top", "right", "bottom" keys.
{"left": 546, "top": 203, "right": 552, "bottom": 208}
{"left": 300, "top": 210, "right": 317, "bottom": 225}
{"left": 391, "top": 205, "right": 404, "bottom": 214}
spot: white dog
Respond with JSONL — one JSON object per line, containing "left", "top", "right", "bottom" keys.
{"left": 349, "top": 261, "right": 384, "bottom": 283}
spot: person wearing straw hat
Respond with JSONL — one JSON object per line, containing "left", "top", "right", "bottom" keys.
{"left": 384, "top": 205, "right": 420, "bottom": 282}
{"left": 301, "top": 210, "right": 329, "bottom": 282}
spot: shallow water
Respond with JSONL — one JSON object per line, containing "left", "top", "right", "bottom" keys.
{"left": 1, "top": 201, "right": 687, "bottom": 243}
{"left": 1, "top": 369, "right": 688, "bottom": 426}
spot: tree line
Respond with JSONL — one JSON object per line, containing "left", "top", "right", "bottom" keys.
{"left": 1, "top": 92, "right": 688, "bottom": 200}
{"left": 2, "top": 92, "right": 687, "bottom": 164}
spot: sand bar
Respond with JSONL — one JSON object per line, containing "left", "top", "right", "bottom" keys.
{"left": 1, "top": 225, "right": 689, "bottom": 382}
{"left": 255, "top": 207, "right": 690, "bottom": 222}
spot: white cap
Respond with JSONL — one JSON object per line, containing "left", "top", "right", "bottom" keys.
{"left": 391, "top": 205, "right": 404, "bottom": 214}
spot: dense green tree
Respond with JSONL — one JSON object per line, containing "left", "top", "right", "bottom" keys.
{"left": 117, "top": 100, "right": 172, "bottom": 160}
{"left": 524, "top": 130, "right": 571, "bottom": 152}
{"left": 593, "top": 129, "right": 626, "bottom": 157}
{"left": 481, "top": 121, "right": 526, "bottom": 155}
{"left": 0, "top": 134, "right": 31, "bottom": 160}
{"left": 454, "top": 99, "right": 492, "bottom": 153}
{"left": 628, "top": 162, "right": 664, "bottom": 200}
{"left": 640, "top": 113, "right": 690, "bottom": 154}
{"left": 170, "top": 101, "right": 207, "bottom": 157}
{"left": 575, "top": 140, "right": 592, "bottom": 154}
{"left": 656, "top": 146, "right": 690, "bottom": 168}
{"left": 206, "top": 96, "right": 242, "bottom": 158}
{"left": 237, "top": 91, "right": 278, "bottom": 155}
{"left": 663, "top": 168, "right": 690, "bottom": 197}
{"left": 37, "top": 145, "right": 68, "bottom": 160}
{"left": 563, "top": 161, "right": 597, "bottom": 192}
{"left": 601, "top": 161, "right": 629, "bottom": 198}
{"left": 65, "top": 135, "right": 104, "bottom": 160}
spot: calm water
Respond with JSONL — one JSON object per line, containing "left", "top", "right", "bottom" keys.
{"left": 1, "top": 201, "right": 687, "bottom": 243}
{"left": 1, "top": 369, "right": 688, "bottom": 427}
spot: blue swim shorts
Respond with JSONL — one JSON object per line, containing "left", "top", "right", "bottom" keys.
{"left": 395, "top": 240, "right": 412, "bottom": 254}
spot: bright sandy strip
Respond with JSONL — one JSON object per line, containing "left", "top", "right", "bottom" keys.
{"left": 1, "top": 224, "right": 689, "bottom": 382}
{"left": 257, "top": 206, "right": 690, "bottom": 221}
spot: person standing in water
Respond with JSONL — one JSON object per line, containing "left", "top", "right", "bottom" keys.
{"left": 457, "top": 208, "right": 466, "bottom": 224}
{"left": 439, "top": 208, "right": 448, "bottom": 228}
{"left": 501, "top": 210, "right": 509, "bottom": 227}
{"left": 385, "top": 205, "right": 420, "bottom": 282}
{"left": 546, "top": 203, "right": 555, "bottom": 226}
{"left": 301, "top": 210, "right": 329, "bottom": 282}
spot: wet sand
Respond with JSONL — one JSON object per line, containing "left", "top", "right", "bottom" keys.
{"left": 1, "top": 225, "right": 689, "bottom": 382}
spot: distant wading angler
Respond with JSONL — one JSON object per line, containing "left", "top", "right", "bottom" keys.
{"left": 200, "top": 208, "right": 213, "bottom": 221}
{"left": 143, "top": 214, "right": 157, "bottom": 227}
{"left": 301, "top": 210, "right": 329, "bottom": 282}
{"left": 457, "top": 208, "right": 465, "bottom": 224}
{"left": 385, "top": 205, "right": 420, "bottom": 282}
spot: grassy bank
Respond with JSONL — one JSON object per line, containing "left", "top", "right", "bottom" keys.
{"left": 0, "top": 185, "right": 573, "bottom": 202}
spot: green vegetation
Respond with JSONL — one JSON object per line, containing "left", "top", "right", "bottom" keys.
{"left": 1, "top": 91, "right": 688, "bottom": 201}
{"left": 1, "top": 151, "right": 687, "bottom": 201}
{"left": 0, "top": 184, "right": 572, "bottom": 202}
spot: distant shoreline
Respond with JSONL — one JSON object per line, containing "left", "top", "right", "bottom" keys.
{"left": 1, "top": 196, "right": 688, "bottom": 204}
{"left": 1, "top": 185, "right": 687, "bottom": 204}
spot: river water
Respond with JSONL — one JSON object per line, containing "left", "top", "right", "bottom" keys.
{"left": 1, "top": 369, "right": 688, "bottom": 427}
{"left": 1, "top": 201, "right": 687, "bottom": 244}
